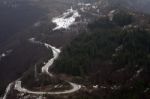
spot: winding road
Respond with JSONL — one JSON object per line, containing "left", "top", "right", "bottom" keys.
{"left": 3, "top": 5, "right": 84, "bottom": 99}
{"left": 3, "top": 41, "right": 81, "bottom": 99}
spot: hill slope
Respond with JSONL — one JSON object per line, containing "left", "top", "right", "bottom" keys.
{"left": 53, "top": 10, "right": 150, "bottom": 99}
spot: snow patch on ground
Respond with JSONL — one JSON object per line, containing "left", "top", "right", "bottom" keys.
{"left": 130, "top": 68, "right": 143, "bottom": 80}
{"left": 134, "top": 68, "right": 143, "bottom": 77}
{"left": 0, "top": 52, "right": 6, "bottom": 59}
{"left": 0, "top": 50, "right": 13, "bottom": 61}
{"left": 108, "top": 10, "right": 116, "bottom": 21}
{"left": 28, "top": 38, "right": 42, "bottom": 44}
{"left": 78, "top": 3, "right": 91, "bottom": 6}
{"left": 1, "top": 53, "right": 6, "bottom": 57}
{"left": 93, "top": 85, "right": 98, "bottom": 89}
{"left": 92, "top": 5, "right": 97, "bottom": 9}
{"left": 52, "top": 7, "right": 80, "bottom": 30}
{"left": 78, "top": 2, "right": 97, "bottom": 13}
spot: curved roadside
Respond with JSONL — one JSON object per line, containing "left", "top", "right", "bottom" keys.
{"left": 13, "top": 43, "right": 81, "bottom": 95}
{"left": 14, "top": 81, "right": 81, "bottom": 95}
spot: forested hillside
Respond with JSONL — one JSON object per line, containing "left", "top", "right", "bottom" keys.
{"left": 53, "top": 10, "right": 150, "bottom": 99}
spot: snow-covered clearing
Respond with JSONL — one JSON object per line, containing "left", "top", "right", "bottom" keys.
{"left": 52, "top": 7, "right": 80, "bottom": 30}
